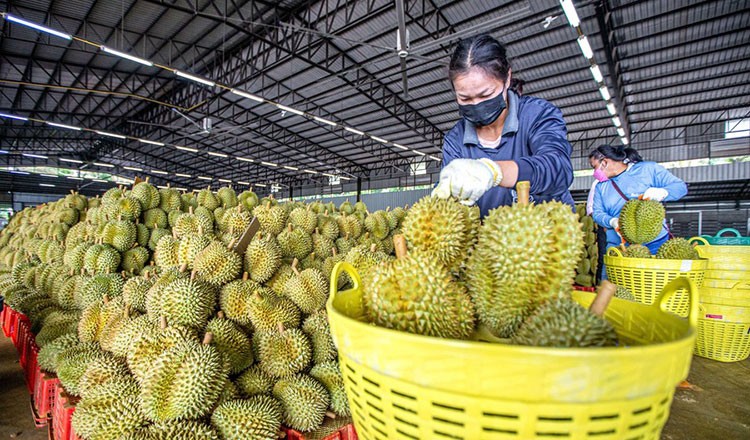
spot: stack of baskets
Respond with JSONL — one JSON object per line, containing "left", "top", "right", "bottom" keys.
{"left": 690, "top": 229, "right": 750, "bottom": 362}
{"left": 327, "top": 262, "right": 698, "bottom": 440}
{"left": 603, "top": 247, "right": 707, "bottom": 317}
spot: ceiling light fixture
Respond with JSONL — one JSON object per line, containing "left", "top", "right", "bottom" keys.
{"left": 283, "top": 165, "right": 299, "bottom": 171}
{"left": 100, "top": 46, "right": 153, "bottom": 66}
{"left": 9, "top": 170, "right": 30, "bottom": 175}
{"left": 590, "top": 64, "right": 603, "bottom": 83}
{"left": 611, "top": 116, "right": 622, "bottom": 127}
{"left": 22, "top": 153, "right": 48, "bottom": 159}
{"left": 606, "top": 102, "right": 617, "bottom": 115}
{"left": 175, "top": 145, "right": 198, "bottom": 153}
{"left": 175, "top": 71, "right": 215, "bottom": 87}
{"left": 207, "top": 151, "right": 228, "bottom": 158}
{"left": 559, "top": 0, "right": 580, "bottom": 27}
{"left": 344, "top": 127, "right": 365, "bottom": 136}
{"left": 139, "top": 139, "right": 164, "bottom": 146}
{"left": 616, "top": 127, "right": 626, "bottom": 137}
{"left": 93, "top": 162, "right": 114, "bottom": 168}
{"left": 230, "top": 89, "right": 264, "bottom": 102}
{"left": 370, "top": 136, "right": 388, "bottom": 144}
{"left": 237, "top": 181, "right": 250, "bottom": 185}
{"left": 95, "top": 131, "right": 126, "bottom": 139}
{"left": 151, "top": 169, "right": 168, "bottom": 175}
{"left": 123, "top": 166, "right": 143, "bottom": 171}
{"left": 429, "top": 155, "right": 442, "bottom": 161}
{"left": 413, "top": 150, "right": 426, "bottom": 156}
{"left": 236, "top": 157, "right": 254, "bottom": 163}
{"left": 255, "top": 183, "right": 267, "bottom": 187}
{"left": 39, "top": 183, "right": 56, "bottom": 187}
{"left": 218, "top": 178, "right": 232, "bottom": 183}
{"left": 620, "top": 137, "right": 629, "bottom": 145}
{"left": 4, "top": 14, "right": 72, "bottom": 40}
{"left": 0, "top": 112, "right": 28, "bottom": 121}
{"left": 60, "top": 158, "right": 83, "bottom": 164}
{"left": 175, "top": 173, "right": 191, "bottom": 178}
{"left": 392, "top": 143, "right": 409, "bottom": 150}
{"left": 47, "top": 121, "right": 81, "bottom": 131}
{"left": 261, "top": 161, "right": 278, "bottom": 167}
{"left": 277, "top": 104, "right": 304, "bottom": 116}
{"left": 313, "top": 116, "right": 337, "bottom": 127}
{"left": 577, "top": 35, "right": 594, "bottom": 59}
{"left": 303, "top": 169, "right": 318, "bottom": 174}
{"left": 599, "top": 86, "right": 611, "bottom": 101}
{"left": 197, "top": 176, "right": 212, "bottom": 180}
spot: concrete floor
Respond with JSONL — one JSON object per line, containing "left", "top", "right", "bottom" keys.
{"left": 0, "top": 332, "right": 748, "bottom": 440}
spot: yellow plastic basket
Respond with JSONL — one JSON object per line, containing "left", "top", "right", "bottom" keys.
{"left": 327, "top": 263, "right": 698, "bottom": 440}
{"left": 700, "top": 281, "right": 750, "bottom": 308}
{"left": 694, "top": 302, "right": 750, "bottom": 362}
{"left": 604, "top": 247, "right": 707, "bottom": 317}
{"left": 689, "top": 237, "right": 750, "bottom": 281}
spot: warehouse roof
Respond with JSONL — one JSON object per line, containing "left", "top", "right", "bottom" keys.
{"left": 0, "top": 0, "right": 748, "bottom": 198}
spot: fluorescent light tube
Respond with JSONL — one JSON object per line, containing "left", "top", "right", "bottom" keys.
{"left": 611, "top": 116, "right": 622, "bottom": 127}
{"left": 590, "top": 64, "right": 603, "bottom": 83}
{"left": 218, "top": 179, "right": 232, "bottom": 183}
{"left": 371, "top": 136, "right": 388, "bottom": 144}
{"left": 313, "top": 116, "right": 337, "bottom": 126}
{"left": 620, "top": 137, "right": 629, "bottom": 145}
{"left": 101, "top": 46, "right": 153, "bottom": 66}
{"left": 93, "top": 179, "right": 108, "bottom": 183}
{"left": 283, "top": 165, "right": 299, "bottom": 171}
{"left": 10, "top": 170, "right": 30, "bottom": 175}
{"left": 157, "top": 185, "right": 168, "bottom": 189}
{"left": 123, "top": 166, "right": 143, "bottom": 171}
{"left": 47, "top": 121, "right": 81, "bottom": 131}
{"left": 175, "top": 145, "right": 198, "bottom": 153}
{"left": 392, "top": 143, "right": 409, "bottom": 150}
{"left": 255, "top": 183, "right": 267, "bottom": 187}
{"left": 559, "top": 0, "right": 580, "bottom": 27}
{"left": 277, "top": 104, "right": 304, "bottom": 116}
{"left": 0, "top": 112, "right": 28, "bottom": 121}
{"left": 616, "top": 127, "right": 626, "bottom": 137}
{"left": 236, "top": 157, "right": 254, "bottom": 163}
{"left": 60, "top": 158, "right": 83, "bottom": 164}
{"left": 93, "top": 162, "right": 114, "bottom": 168}
{"left": 344, "top": 127, "right": 365, "bottom": 136}
{"left": 5, "top": 14, "right": 72, "bottom": 40}
{"left": 39, "top": 183, "right": 55, "bottom": 187}
{"left": 230, "top": 89, "right": 264, "bottom": 102}
{"left": 197, "top": 176, "right": 212, "bottom": 180}
{"left": 139, "top": 139, "right": 164, "bottom": 146}
{"left": 599, "top": 86, "right": 611, "bottom": 101}
{"left": 339, "top": 176, "right": 352, "bottom": 180}
{"left": 303, "top": 169, "right": 318, "bottom": 174}
{"left": 577, "top": 35, "right": 593, "bottom": 59}
{"left": 96, "top": 131, "right": 126, "bottom": 139}
{"left": 207, "top": 151, "right": 228, "bottom": 158}
{"left": 261, "top": 161, "right": 278, "bottom": 167}
{"left": 22, "top": 153, "right": 48, "bottom": 159}
{"left": 175, "top": 70, "right": 215, "bottom": 87}
{"left": 322, "top": 173, "right": 336, "bottom": 178}
{"left": 413, "top": 150, "right": 426, "bottom": 156}
{"left": 175, "top": 173, "right": 191, "bottom": 178}
{"left": 606, "top": 102, "right": 617, "bottom": 115}
{"left": 429, "top": 155, "right": 442, "bottom": 161}
{"left": 151, "top": 170, "right": 168, "bottom": 175}
{"left": 237, "top": 181, "right": 250, "bottom": 185}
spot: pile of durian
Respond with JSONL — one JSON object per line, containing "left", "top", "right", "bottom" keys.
{"left": 573, "top": 203, "right": 598, "bottom": 287}
{"left": 0, "top": 182, "right": 408, "bottom": 439}
{"left": 362, "top": 182, "right": 618, "bottom": 348}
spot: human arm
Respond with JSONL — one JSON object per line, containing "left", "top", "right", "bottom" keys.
{"left": 592, "top": 185, "right": 617, "bottom": 230}
{"left": 644, "top": 162, "right": 687, "bottom": 201}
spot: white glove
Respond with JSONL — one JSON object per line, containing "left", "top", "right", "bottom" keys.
{"left": 432, "top": 158, "right": 503, "bottom": 205}
{"left": 609, "top": 218, "right": 619, "bottom": 230}
{"left": 643, "top": 187, "right": 668, "bottom": 202}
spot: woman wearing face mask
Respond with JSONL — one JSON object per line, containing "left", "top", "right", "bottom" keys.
{"left": 589, "top": 144, "right": 687, "bottom": 262}
{"left": 432, "top": 35, "right": 574, "bottom": 216}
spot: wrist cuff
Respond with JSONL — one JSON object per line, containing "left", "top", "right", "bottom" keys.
{"left": 479, "top": 158, "right": 503, "bottom": 186}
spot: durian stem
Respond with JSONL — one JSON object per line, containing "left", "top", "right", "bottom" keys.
{"left": 202, "top": 332, "right": 213, "bottom": 345}
{"left": 369, "top": 243, "right": 377, "bottom": 253}
{"left": 291, "top": 258, "right": 300, "bottom": 275}
{"left": 160, "top": 316, "right": 167, "bottom": 329}
{"left": 227, "top": 238, "right": 237, "bottom": 249}
{"left": 393, "top": 234, "right": 408, "bottom": 259}
{"left": 277, "top": 322, "right": 285, "bottom": 334}
{"left": 179, "top": 263, "right": 188, "bottom": 273}
{"left": 242, "top": 272, "right": 249, "bottom": 281}
{"left": 190, "top": 270, "right": 197, "bottom": 280}
{"left": 590, "top": 281, "right": 616, "bottom": 317}
{"left": 217, "top": 311, "right": 225, "bottom": 319}
{"left": 277, "top": 431, "right": 286, "bottom": 439}
{"left": 516, "top": 181, "right": 531, "bottom": 206}
{"left": 325, "top": 411, "right": 337, "bottom": 419}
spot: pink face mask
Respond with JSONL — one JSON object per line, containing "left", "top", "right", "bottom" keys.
{"left": 593, "top": 166, "right": 609, "bottom": 182}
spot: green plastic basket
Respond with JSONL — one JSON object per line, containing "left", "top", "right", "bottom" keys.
{"left": 699, "top": 228, "right": 750, "bottom": 246}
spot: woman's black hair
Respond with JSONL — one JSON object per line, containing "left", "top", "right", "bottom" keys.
{"left": 589, "top": 144, "right": 643, "bottom": 164}
{"left": 449, "top": 34, "right": 524, "bottom": 95}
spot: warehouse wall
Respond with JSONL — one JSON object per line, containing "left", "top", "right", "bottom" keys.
{"left": 666, "top": 201, "right": 750, "bottom": 238}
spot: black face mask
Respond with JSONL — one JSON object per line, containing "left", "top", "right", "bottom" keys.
{"left": 458, "top": 92, "right": 507, "bottom": 126}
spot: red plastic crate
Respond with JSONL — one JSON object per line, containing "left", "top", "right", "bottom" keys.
{"left": 1, "top": 306, "right": 12, "bottom": 337}
{"left": 25, "top": 343, "right": 39, "bottom": 394}
{"left": 284, "top": 423, "right": 358, "bottom": 440}
{"left": 17, "top": 321, "right": 31, "bottom": 364}
{"left": 11, "top": 312, "right": 29, "bottom": 348}
{"left": 0, "top": 305, "right": 6, "bottom": 336}
{"left": 31, "top": 369, "right": 58, "bottom": 427}
{"left": 573, "top": 284, "right": 596, "bottom": 292}
{"left": 51, "top": 384, "right": 78, "bottom": 440}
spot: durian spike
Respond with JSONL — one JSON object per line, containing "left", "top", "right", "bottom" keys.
{"left": 590, "top": 281, "right": 616, "bottom": 317}
{"left": 202, "top": 332, "right": 213, "bottom": 345}
{"left": 291, "top": 258, "right": 300, "bottom": 275}
{"left": 393, "top": 234, "right": 408, "bottom": 259}
{"left": 326, "top": 411, "right": 337, "bottom": 419}
{"left": 160, "top": 316, "right": 167, "bottom": 329}
{"left": 242, "top": 272, "right": 249, "bottom": 281}
{"left": 516, "top": 181, "right": 531, "bottom": 206}
{"left": 179, "top": 263, "right": 188, "bottom": 273}
{"left": 217, "top": 311, "right": 225, "bottom": 319}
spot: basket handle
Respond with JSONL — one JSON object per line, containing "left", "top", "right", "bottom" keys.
{"left": 653, "top": 277, "right": 699, "bottom": 329}
{"left": 731, "top": 281, "right": 750, "bottom": 292}
{"left": 716, "top": 228, "right": 741, "bottom": 238}
{"left": 688, "top": 236, "right": 709, "bottom": 246}
{"left": 329, "top": 261, "right": 362, "bottom": 300}
{"left": 606, "top": 247, "right": 624, "bottom": 257}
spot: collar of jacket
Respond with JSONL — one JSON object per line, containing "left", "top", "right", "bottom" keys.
{"left": 462, "top": 90, "right": 520, "bottom": 147}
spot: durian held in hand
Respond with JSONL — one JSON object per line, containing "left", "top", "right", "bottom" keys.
{"left": 617, "top": 196, "right": 666, "bottom": 244}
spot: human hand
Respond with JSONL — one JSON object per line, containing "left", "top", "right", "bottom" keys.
{"left": 643, "top": 187, "right": 668, "bottom": 202}
{"left": 431, "top": 159, "right": 503, "bottom": 205}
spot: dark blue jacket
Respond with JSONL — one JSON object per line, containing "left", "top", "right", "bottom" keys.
{"left": 442, "top": 90, "right": 574, "bottom": 217}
